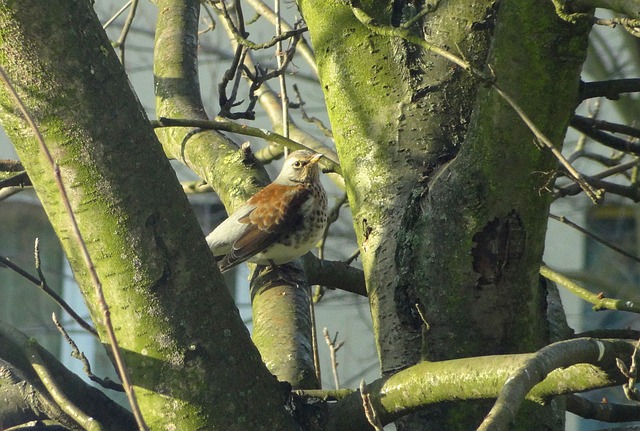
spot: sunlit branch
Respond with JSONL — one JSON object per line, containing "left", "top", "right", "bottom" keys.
{"left": 478, "top": 338, "right": 629, "bottom": 431}
{"left": 151, "top": 117, "right": 342, "bottom": 172}
{"left": 540, "top": 265, "right": 640, "bottom": 313}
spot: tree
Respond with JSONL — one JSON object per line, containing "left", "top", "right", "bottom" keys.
{"left": 0, "top": 0, "right": 640, "bottom": 430}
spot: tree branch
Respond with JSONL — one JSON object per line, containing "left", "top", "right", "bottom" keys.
{"left": 301, "top": 253, "right": 366, "bottom": 297}
{"left": 541, "top": 265, "right": 640, "bottom": 313}
{"left": 580, "top": 79, "right": 640, "bottom": 101}
{"left": 570, "top": 115, "right": 640, "bottom": 155}
{"left": 325, "top": 338, "right": 632, "bottom": 430}
{"left": 478, "top": 338, "right": 630, "bottom": 431}
{"left": 0, "top": 321, "right": 135, "bottom": 430}
{"left": 571, "top": 0, "right": 640, "bottom": 19}
{"left": 565, "top": 393, "right": 640, "bottom": 422}
{"left": 152, "top": 117, "right": 342, "bottom": 172}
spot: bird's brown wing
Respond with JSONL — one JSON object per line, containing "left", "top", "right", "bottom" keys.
{"left": 217, "top": 184, "right": 311, "bottom": 272}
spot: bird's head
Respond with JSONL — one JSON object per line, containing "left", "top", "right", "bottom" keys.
{"left": 274, "top": 150, "right": 323, "bottom": 185}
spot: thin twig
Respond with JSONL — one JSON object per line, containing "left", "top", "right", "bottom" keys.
{"left": 292, "top": 84, "right": 333, "bottom": 138}
{"left": 493, "top": 85, "right": 603, "bottom": 203}
{"left": 102, "top": 1, "right": 132, "bottom": 30}
{"left": 274, "top": 0, "right": 289, "bottom": 147}
{"left": 567, "top": 100, "right": 600, "bottom": 163}
{"left": 310, "top": 285, "right": 321, "bottom": 384}
{"left": 211, "top": 0, "right": 307, "bottom": 50}
{"left": 549, "top": 213, "right": 640, "bottom": 264}
{"left": 244, "top": 0, "right": 318, "bottom": 75}
{"left": 323, "top": 327, "right": 344, "bottom": 390}
{"left": 570, "top": 115, "right": 640, "bottom": 156}
{"left": 572, "top": 115, "right": 640, "bottom": 140}
{"left": 0, "top": 253, "right": 98, "bottom": 337}
{"left": 400, "top": 2, "right": 438, "bottom": 29}
{"left": 553, "top": 159, "right": 640, "bottom": 201}
{"left": 594, "top": 16, "right": 640, "bottom": 37}
{"left": 114, "top": 0, "right": 139, "bottom": 66}
{"left": 359, "top": 379, "right": 383, "bottom": 431}
{"left": 318, "top": 193, "right": 348, "bottom": 261}
{"left": 0, "top": 65, "right": 148, "bottom": 431}
{"left": 151, "top": 117, "right": 342, "bottom": 171}
{"left": 619, "top": 337, "right": 640, "bottom": 401}
{"left": 344, "top": 248, "right": 361, "bottom": 265}
{"left": 52, "top": 313, "right": 124, "bottom": 392}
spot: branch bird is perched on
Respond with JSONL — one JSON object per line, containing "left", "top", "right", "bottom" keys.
{"left": 207, "top": 150, "right": 328, "bottom": 273}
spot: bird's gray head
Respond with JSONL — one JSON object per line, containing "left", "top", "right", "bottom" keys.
{"left": 274, "top": 150, "right": 323, "bottom": 185}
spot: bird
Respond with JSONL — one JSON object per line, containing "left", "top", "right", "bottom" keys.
{"left": 206, "top": 150, "right": 328, "bottom": 273}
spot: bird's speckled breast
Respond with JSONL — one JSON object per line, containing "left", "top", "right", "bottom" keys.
{"left": 249, "top": 183, "right": 327, "bottom": 265}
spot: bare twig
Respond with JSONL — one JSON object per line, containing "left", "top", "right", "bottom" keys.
{"left": 567, "top": 100, "right": 600, "bottom": 163}
{"left": 0, "top": 252, "right": 98, "bottom": 337}
{"left": 595, "top": 16, "right": 640, "bottom": 37}
{"left": 323, "top": 327, "right": 344, "bottom": 390}
{"left": 151, "top": 117, "right": 342, "bottom": 171}
{"left": 554, "top": 172, "right": 640, "bottom": 201}
{"left": 114, "top": 0, "right": 139, "bottom": 66}
{"left": 572, "top": 115, "right": 640, "bottom": 140}
{"left": 360, "top": 379, "right": 383, "bottom": 431}
{"left": 244, "top": 0, "right": 318, "bottom": 75}
{"left": 570, "top": 115, "right": 640, "bottom": 156}
{"left": 344, "top": 248, "right": 361, "bottom": 265}
{"left": 493, "top": 85, "right": 603, "bottom": 203}
{"left": 274, "top": 0, "right": 289, "bottom": 146}
{"left": 210, "top": 0, "right": 307, "bottom": 50}
{"left": 0, "top": 65, "right": 148, "bottom": 430}
{"left": 102, "top": 1, "right": 132, "bottom": 29}
{"left": 292, "top": 84, "right": 333, "bottom": 138}
{"left": 549, "top": 213, "right": 640, "bottom": 264}
{"left": 619, "top": 338, "right": 640, "bottom": 401}
{"left": 52, "top": 313, "right": 124, "bottom": 392}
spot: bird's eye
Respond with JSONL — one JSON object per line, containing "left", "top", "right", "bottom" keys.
{"left": 292, "top": 161, "right": 303, "bottom": 168}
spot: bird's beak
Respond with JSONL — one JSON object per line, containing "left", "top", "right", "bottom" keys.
{"left": 310, "top": 153, "right": 323, "bottom": 164}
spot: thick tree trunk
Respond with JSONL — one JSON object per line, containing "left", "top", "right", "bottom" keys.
{"left": 299, "top": 0, "right": 590, "bottom": 428}
{"left": 0, "top": 1, "right": 296, "bottom": 429}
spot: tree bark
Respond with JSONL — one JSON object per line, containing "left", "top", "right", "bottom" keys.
{"left": 153, "top": 0, "right": 319, "bottom": 390}
{"left": 298, "top": 0, "right": 591, "bottom": 428}
{"left": 0, "top": 1, "right": 296, "bottom": 429}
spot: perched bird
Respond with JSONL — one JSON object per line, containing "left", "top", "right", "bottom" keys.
{"left": 206, "top": 150, "right": 328, "bottom": 273}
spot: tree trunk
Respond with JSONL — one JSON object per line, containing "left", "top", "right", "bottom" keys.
{"left": 0, "top": 1, "right": 296, "bottom": 429}
{"left": 299, "top": 0, "right": 591, "bottom": 428}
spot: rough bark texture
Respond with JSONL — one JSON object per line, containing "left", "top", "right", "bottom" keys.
{"left": 299, "top": 0, "right": 493, "bottom": 379}
{"left": 299, "top": 0, "right": 591, "bottom": 428}
{"left": 0, "top": 1, "right": 296, "bottom": 429}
